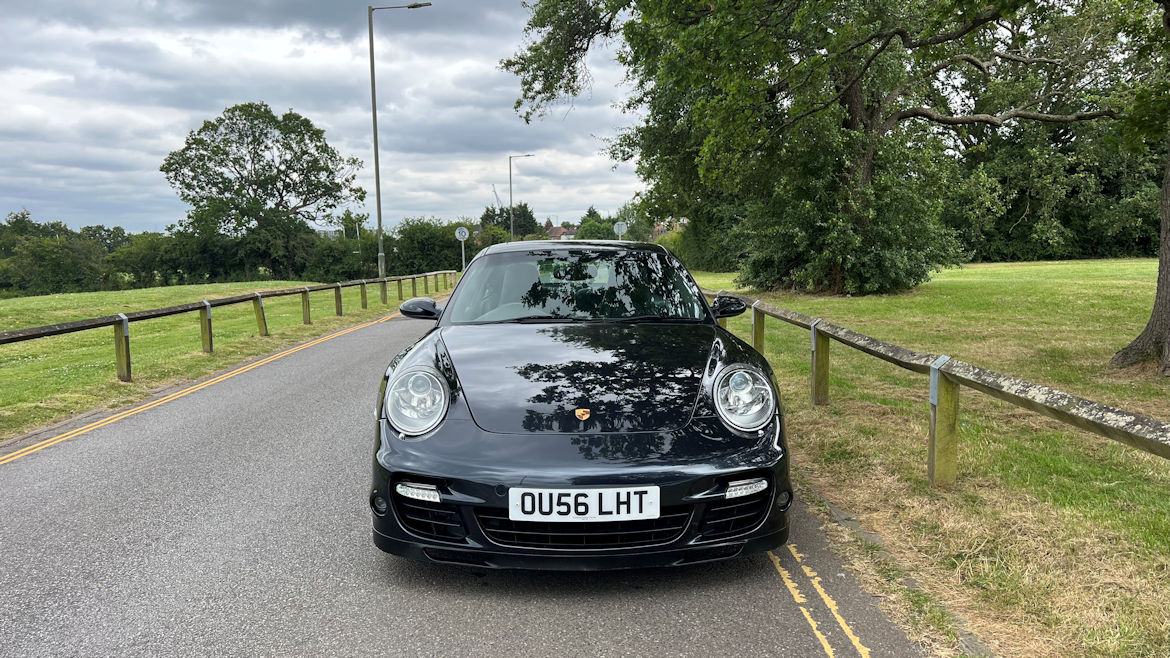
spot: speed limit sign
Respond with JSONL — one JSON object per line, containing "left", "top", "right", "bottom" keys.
{"left": 455, "top": 226, "right": 469, "bottom": 270}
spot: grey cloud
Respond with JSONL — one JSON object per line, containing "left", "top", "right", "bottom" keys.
{"left": 6, "top": 1, "right": 531, "bottom": 40}
{"left": 1, "top": 1, "right": 644, "bottom": 232}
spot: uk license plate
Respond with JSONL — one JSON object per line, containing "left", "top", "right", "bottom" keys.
{"left": 508, "top": 486, "right": 661, "bottom": 522}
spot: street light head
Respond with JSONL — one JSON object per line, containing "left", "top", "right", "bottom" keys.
{"left": 372, "top": 2, "right": 432, "bottom": 9}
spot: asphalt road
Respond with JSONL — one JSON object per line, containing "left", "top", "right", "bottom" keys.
{"left": 0, "top": 312, "right": 922, "bottom": 657}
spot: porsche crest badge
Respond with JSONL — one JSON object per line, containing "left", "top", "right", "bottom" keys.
{"left": 574, "top": 408, "right": 591, "bottom": 421}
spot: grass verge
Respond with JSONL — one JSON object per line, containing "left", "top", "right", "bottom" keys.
{"left": 693, "top": 259, "right": 1170, "bottom": 657}
{"left": 0, "top": 280, "right": 438, "bottom": 443}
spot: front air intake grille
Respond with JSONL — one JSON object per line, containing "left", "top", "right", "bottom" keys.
{"left": 393, "top": 497, "right": 467, "bottom": 543}
{"left": 699, "top": 491, "right": 770, "bottom": 541}
{"left": 475, "top": 507, "right": 691, "bottom": 550}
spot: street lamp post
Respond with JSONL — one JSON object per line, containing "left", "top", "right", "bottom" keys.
{"left": 368, "top": 2, "right": 432, "bottom": 278}
{"left": 508, "top": 153, "right": 534, "bottom": 241}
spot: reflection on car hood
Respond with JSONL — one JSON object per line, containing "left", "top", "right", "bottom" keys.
{"left": 440, "top": 323, "right": 715, "bottom": 434}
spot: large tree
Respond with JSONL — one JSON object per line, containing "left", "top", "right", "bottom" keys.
{"left": 504, "top": 1, "right": 1138, "bottom": 294}
{"left": 575, "top": 205, "right": 616, "bottom": 239}
{"left": 1111, "top": 0, "right": 1170, "bottom": 374}
{"left": 479, "top": 202, "right": 540, "bottom": 238}
{"left": 160, "top": 102, "right": 365, "bottom": 277}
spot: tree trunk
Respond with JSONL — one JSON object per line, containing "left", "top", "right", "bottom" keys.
{"left": 1111, "top": 134, "right": 1170, "bottom": 375}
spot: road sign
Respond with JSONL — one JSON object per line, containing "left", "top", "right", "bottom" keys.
{"left": 613, "top": 221, "right": 628, "bottom": 239}
{"left": 455, "top": 226, "right": 469, "bottom": 271}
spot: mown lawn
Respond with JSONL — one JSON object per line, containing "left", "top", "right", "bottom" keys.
{"left": 693, "top": 259, "right": 1170, "bottom": 657}
{"left": 0, "top": 278, "right": 449, "bottom": 442}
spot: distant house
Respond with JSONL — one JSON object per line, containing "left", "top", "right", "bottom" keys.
{"left": 548, "top": 225, "right": 577, "bottom": 240}
{"left": 652, "top": 217, "right": 686, "bottom": 240}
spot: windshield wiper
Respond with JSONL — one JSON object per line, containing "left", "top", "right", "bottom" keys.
{"left": 479, "top": 315, "right": 594, "bottom": 324}
{"left": 613, "top": 315, "right": 703, "bottom": 324}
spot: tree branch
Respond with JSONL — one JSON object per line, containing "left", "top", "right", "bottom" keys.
{"left": 894, "top": 106, "right": 1120, "bottom": 127}
{"left": 993, "top": 50, "right": 1061, "bottom": 65}
{"left": 867, "top": 5, "right": 1011, "bottom": 51}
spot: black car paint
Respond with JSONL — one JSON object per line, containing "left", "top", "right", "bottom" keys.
{"left": 443, "top": 323, "right": 712, "bottom": 434}
{"left": 371, "top": 241, "right": 791, "bottom": 569}
{"left": 710, "top": 295, "right": 748, "bottom": 318}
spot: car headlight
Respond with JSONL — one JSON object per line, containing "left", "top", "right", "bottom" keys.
{"left": 384, "top": 367, "right": 449, "bottom": 436}
{"left": 714, "top": 366, "right": 775, "bottom": 432}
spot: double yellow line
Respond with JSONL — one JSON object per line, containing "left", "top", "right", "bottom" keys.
{"left": 0, "top": 309, "right": 409, "bottom": 467}
{"left": 767, "top": 544, "right": 872, "bottom": 658}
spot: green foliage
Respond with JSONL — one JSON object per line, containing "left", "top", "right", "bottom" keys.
{"left": 734, "top": 121, "right": 963, "bottom": 293}
{"left": 105, "top": 232, "right": 173, "bottom": 289}
{"left": 304, "top": 234, "right": 372, "bottom": 283}
{"left": 675, "top": 201, "right": 742, "bottom": 273}
{"left": 575, "top": 205, "right": 615, "bottom": 239}
{"left": 389, "top": 217, "right": 465, "bottom": 276}
{"left": 505, "top": 0, "right": 1163, "bottom": 294}
{"left": 612, "top": 202, "right": 653, "bottom": 241}
{"left": 160, "top": 102, "right": 365, "bottom": 234}
{"left": 0, "top": 210, "right": 107, "bottom": 295}
{"left": 0, "top": 210, "right": 459, "bottom": 298}
{"left": 159, "top": 102, "right": 365, "bottom": 281}
{"left": 946, "top": 121, "right": 1163, "bottom": 262}
{"left": 476, "top": 224, "right": 510, "bottom": 247}
{"left": 652, "top": 229, "right": 682, "bottom": 257}
{"left": 78, "top": 225, "right": 130, "bottom": 253}
{"left": 3, "top": 236, "right": 105, "bottom": 295}
{"left": 479, "top": 202, "right": 540, "bottom": 237}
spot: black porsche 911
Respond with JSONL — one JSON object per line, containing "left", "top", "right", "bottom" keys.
{"left": 370, "top": 240, "right": 791, "bottom": 570}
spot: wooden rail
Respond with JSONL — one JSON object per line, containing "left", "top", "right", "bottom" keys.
{"left": 702, "top": 288, "right": 1170, "bottom": 485}
{"left": 0, "top": 271, "right": 457, "bottom": 383}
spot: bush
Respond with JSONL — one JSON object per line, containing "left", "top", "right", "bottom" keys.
{"left": 654, "top": 230, "right": 683, "bottom": 258}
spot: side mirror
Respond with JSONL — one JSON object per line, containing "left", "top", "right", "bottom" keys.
{"left": 400, "top": 297, "right": 440, "bottom": 320}
{"left": 711, "top": 295, "right": 748, "bottom": 319}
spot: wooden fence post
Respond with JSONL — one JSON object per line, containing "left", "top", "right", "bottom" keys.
{"left": 199, "top": 301, "right": 213, "bottom": 353}
{"left": 252, "top": 293, "right": 269, "bottom": 336}
{"left": 411, "top": 277, "right": 418, "bottom": 297}
{"left": 433, "top": 273, "right": 440, "bottom": 290}
{"left": 380, "top": 279, "right": 388, "bottom": 305}
{"left": 397, "top": 279, "right": 404, "bottom": 301}
{"left": 751, "top": 303, "right": 765, "bottom": 352}
{"left": 334, "top": 284, "right": 343, "bottom": 316}
{"left": 929, "top": 356, "right": 959, "bottom": 486}
{"left": 360, "top": 281, "right": 368, "bottom": 309}
{"left": 442, "top": 272, "right": 449, "bottom": 289}
{"left": 114, "top": 313, "right": 131, "bottom": 382}
{"left": 301, "top": 287, "right": 311, "bottom": 324}
{"left": 811, "top": 319, "right": 829, "bottom": 405}
{"left": 423, "top": 275, "right": 430, "bottom": 295}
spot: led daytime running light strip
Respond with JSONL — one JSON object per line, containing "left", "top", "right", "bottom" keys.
{"left": 395, "top": 482, "right": 441, "bottom": 503}
{"left": 725, "top": 478, "right": 768, "bottom": 499}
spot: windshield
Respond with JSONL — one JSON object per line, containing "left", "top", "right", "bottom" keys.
{"left": 445, "top": 249, "right": 708, "bottom": 324}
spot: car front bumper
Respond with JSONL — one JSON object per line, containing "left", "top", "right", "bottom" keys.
{"left": 370, "top": 417, "right": 792, "bottom": 570}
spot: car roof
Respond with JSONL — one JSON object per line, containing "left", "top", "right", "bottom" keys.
{"left": 476, "top": 240, "right": 668, "bottom": 257}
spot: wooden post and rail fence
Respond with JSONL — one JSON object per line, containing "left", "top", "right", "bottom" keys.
{"left": 0, "top": 270, "right": 457, "bottom": 386}
{"left": 3, "top": 271, "right": 1164, "bottom": 488}
{"left": 702, "top": 288, "right": 1170, "bottom": 487}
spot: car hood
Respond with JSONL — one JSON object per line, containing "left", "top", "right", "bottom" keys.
{"left": 440, "top": 323, "right": 715, "bottom": 434}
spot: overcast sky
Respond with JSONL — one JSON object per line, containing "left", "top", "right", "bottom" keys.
{"left": 0, "top": 0, "right": 641, "bottom": 233}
